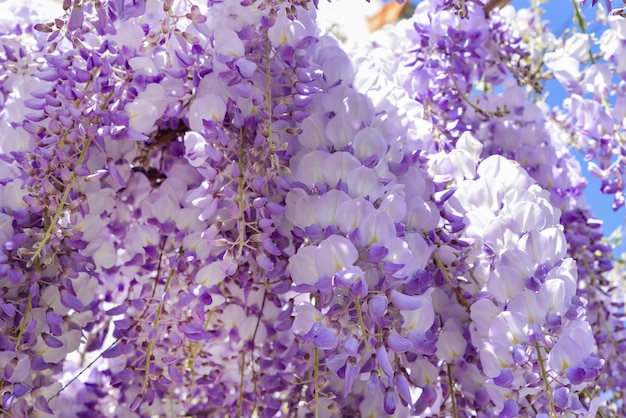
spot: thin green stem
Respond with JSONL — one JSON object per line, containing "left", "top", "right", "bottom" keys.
{"left": 144, "top": 266, "right": 175, "bottom": 389}
{"left": 571, "top": 0, "right": 586, "bottom": 32}
{"left": 433, "top": 253, "right": 471, "bottom": 309}
{"left": 535, "top": 342, "right": 557, "bottom": 417}
{"left": 143, "top": 340, "right": 154, "bottom": 388}
{"left": 237, "top": 281, "right": 269, "bottom": 417}
{"left": 31, "top": 88, "right": 115, "bottom": 265}
{"left": 264, "top": 33, "right": 277, "bottom": 169}
{"left": 583, "top": 388, "right": 608, "bottom": 417}
{"left": 15, "top": 294, "right": 32, "bottom": 348}
{"left": 451, "top": 78, "right": 508, "bottom": 118}
{"left": 237, "top": 350, "right": 246, "bottom": 417}
{"left": 571, "top": 0, "right": 595, "bottom": 64}
{"left": 236, "top": 127, "right": 248, "bottom": 258}
{"left": 447, "top": 363, "right": 458, "bottom": 418}
{"left": 354, "top": 297, "right": 371, "bottom": 351}
{"left": 32, "top": 136, "right": 92, "bottom": 264}
{"left": 186, "top": 309, "right": 215, "bottom": 385}
{"left": 313, "top": 347, "right": 319, "bottom": 418}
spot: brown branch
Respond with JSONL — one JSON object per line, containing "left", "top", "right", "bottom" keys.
{"left": 484, "top": 0, "right": 513, "bottom": 16}
{"left": 367, "top": 1, "right": 408, "bottom": 32}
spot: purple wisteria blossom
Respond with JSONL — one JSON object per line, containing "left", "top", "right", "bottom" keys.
{"left": 0, "top": 0, "right": 623, "bottom": 416}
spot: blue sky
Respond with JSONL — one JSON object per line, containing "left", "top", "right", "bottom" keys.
{"left": 510, "top": 0, "right": 626, "bottom": 242}
{"left": 360, "top": 0, "right": 626, "bottom": 241}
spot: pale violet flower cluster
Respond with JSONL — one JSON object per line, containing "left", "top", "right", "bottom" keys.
{"left": 449, "top": 155, "right": 603, "bottom": 415}
{"left": 0, "top": 0, "right": 621, "bottom": 417}
{"left": 281, "top": 33, "right": 440, "bottom": 415}
{"left": 346, "top": 1, "right": 613, "bottom": 415}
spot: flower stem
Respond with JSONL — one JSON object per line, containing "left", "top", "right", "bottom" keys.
{"left": 15, "top": 294, "right": 32, "bottom": 347}
{"left": 354, "top": 297, "right": 370, "bottom": 351}
{"left": 571, "top": 0, "right": 595, "bottom": 64}
{"left": 32, "top": 135, "right": 92, "bottom": 265}
{"left": 571, "top": 0, "right": 586, "bottom": 33}
{"left": 314, "top": 347, "right": 320, "bottom": 418}
{"left": 187, "top": 310, "right": 215, "bottom": 386}
{"left": 535, "top": 342, "right": 557, "bottom": 417}
{"left": 48, "top": 246, "right": 172, "bottom": 401}
{"left": 583, "top": 388, "right": 607, "bottom": 417}
{"left": 144, "top": 267, "right": 175, "bottom": 389}
{"left": 236, "top": 127, "right": 248, "bottom": 258}
{"left": 447, "top": 363, "right": 458, "bottom": 418}
{"left": 264, "top": 34, "right": 277, "bottom": 170}
{"left": 434, "top": 253, "right": 471, "bottom": 309}
{"left": 238, "top": 350, "right": 246, "bottom": 417}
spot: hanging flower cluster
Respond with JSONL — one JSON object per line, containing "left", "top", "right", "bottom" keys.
{"left": 0, "top": 0, "right": 622, "bottom": 417}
